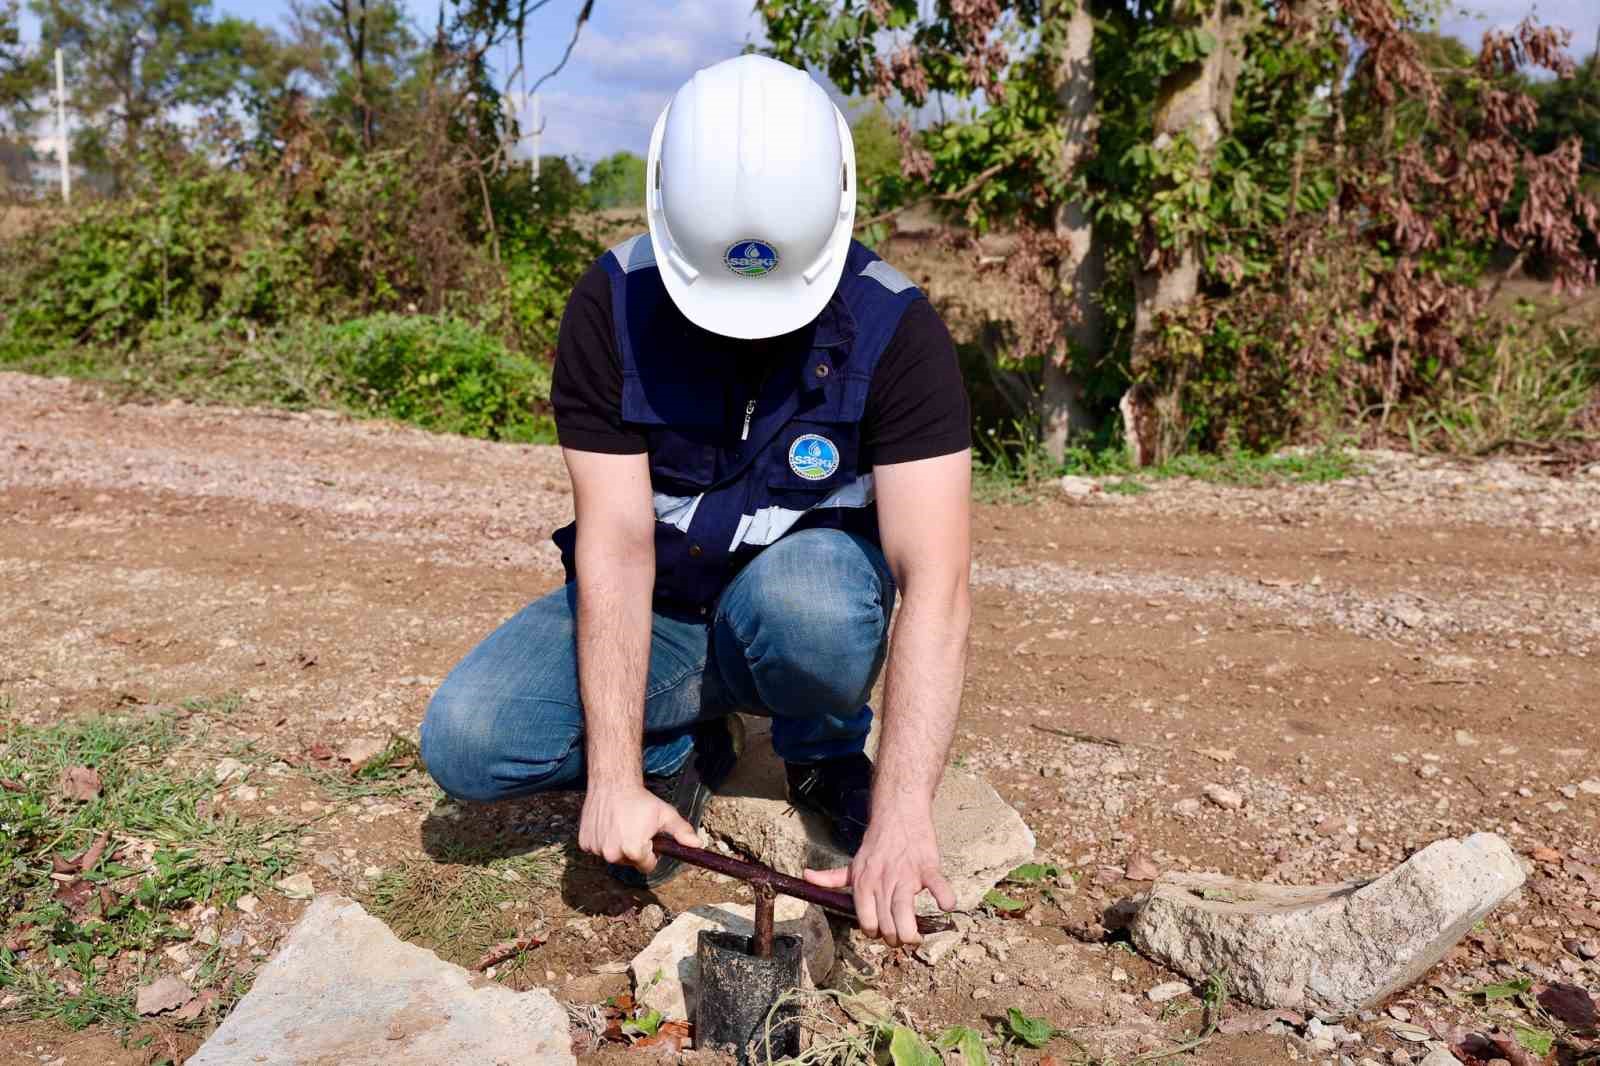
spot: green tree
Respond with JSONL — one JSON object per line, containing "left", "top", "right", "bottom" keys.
{"left": 586, "top": 150, "right": 644, "bottom": 209}
{"left": 1, "top": 0, "right": 45, "bottom": 135}
{"left": 31, "top": 0, "right": 280, "bottom": 186}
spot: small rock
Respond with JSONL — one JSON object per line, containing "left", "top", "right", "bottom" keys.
{"left": 1530, "top": 846, "right": 1563, "bottom": 864}
{"left": 914, "top": 929, "right": 963, "bottom": 966}
{"left": 1173, "top": 798, "right": 1203, "bottom": 818}
{"left": 1387, "top": 1005, "right": 1411, "bottom": 1022}
{"left": 136, "top": 975, "right": 193, "bottom": 1016}
{"left": 235, "top": 894, "right": 260, "bottom": 915}
{"left": 1580, "top": 779, "right": 1600, "bottom": 796}
{"left": 1059, "top": 475, "right": 1098, "bottom": 497}
{"left": 1147, "top": 981, "right": 1191, "bottom": 1003}
{"left": 1204, "top": 785, "right": 1244, "bottom": 811}
{"left": 1126, "top": 854, "right": 1161, "bottom": 881}
{"left": 638, "top": 904, "right": 665, "bottom": 932}
{"left": 276, "top": 873, "right": 314, "bottom": 900}
{"left": 1417, "top": 1052, "right": 1464, "bottom": 1066}
{"left": 1453, "top": 730, "right": 1478, "bottom": 747}
{"left": 628, "top": 898, "right": 833, "bottom": 1020}
{"left": 195, "top": 926, "right": 218, "bottom": 946}
{"left": 231, "top": 784, "right": 260, "bottom": 802}
{"left": 340, "top": 737, "right": 388, "bottom": 766}
{"left": 213, "top": 758, "right": 248, "bottom": 785}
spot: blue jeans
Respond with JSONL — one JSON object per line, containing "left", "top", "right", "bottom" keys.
{"left": 421, "top": 529, "right": 895, "bottom": 803}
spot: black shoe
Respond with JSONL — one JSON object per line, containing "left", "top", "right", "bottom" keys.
{"left": 785, "top": 752, "right": 873, "bottom": 855}
{"left": 608, "top": 716, "right": 744, "bottom": 888}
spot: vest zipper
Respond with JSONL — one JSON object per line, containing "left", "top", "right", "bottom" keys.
{"left": 740, "top": 398, "right": 757, "bottom": 441}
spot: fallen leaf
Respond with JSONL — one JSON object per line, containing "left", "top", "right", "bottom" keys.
{"left": 57, "top": 766, "right": 102, "bottom": 801}
{"left": 0, "top": 779, "right": 24, "bottom": 793}
{"left": 3, "top": 926, "right": 34, "bottom": 951}
{"left": 472, "top": 933, "right": 545, "bottom": 972}
{"left": 1529, "top": 845, "right": 1563, "bottom": 864}
{"left": 1536, "top": 981, "right": 1597, "bottom": 1029}
{"left": 305, "top": 742, "right": 334, "bottom": 762}
{"left": 52, "top": 879, "right": 94, "bottom": 911}
{"left": 168, "top": 989, "right": 217, "bottom": 1023}
{"left": 136, "top": 975, "right": 194, "bottom": 1016}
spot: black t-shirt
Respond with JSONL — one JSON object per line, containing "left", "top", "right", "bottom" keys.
{"left": 551, "top": 261, "right": 971, "bottom": 465}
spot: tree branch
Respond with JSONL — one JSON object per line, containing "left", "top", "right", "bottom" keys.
{"left": 528, "top": 0, "right": 593, "bottom": 97}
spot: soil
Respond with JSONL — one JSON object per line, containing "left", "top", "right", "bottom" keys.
{"left": 2, "top": 370, "right": 1598, "bottom": 1065}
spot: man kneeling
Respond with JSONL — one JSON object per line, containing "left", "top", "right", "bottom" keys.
{"left": 421, "top": 54, "right": 972, "bottom": 947}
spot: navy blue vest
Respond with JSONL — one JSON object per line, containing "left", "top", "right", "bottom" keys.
{"left": 553, "top": 234, "right": 923, "bottom": 618}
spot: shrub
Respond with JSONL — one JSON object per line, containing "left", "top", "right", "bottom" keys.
{"left": 322, "top": 313, "right": 552, "bottom": 442}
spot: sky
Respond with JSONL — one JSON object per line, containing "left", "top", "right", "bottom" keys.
{"left": 16, "top": 0, "right": 1600, "bottom": 166}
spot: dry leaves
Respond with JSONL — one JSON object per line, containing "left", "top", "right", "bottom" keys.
{"left": 1443, "top": 1026, "right": 1548, "bottom": 1066}
{"left": 1536, "top": 982, "right": 1597, "bottom": 1030}
{"left": 57, "top": 765, "right": 102, "bottom": 801}
{"left": 136, "top": 975, "right": 195, "bottom": 1017}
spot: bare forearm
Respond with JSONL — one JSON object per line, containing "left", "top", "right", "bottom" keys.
{"left": 574, "top": 541, "right": 654, "bottom": 788}
{"left": 873, "top": 581, "right": 970, "bottom": 818}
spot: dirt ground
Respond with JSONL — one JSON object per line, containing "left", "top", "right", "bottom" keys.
{"left": 2, "top": 369, "right": 1598, "bottom": 1065}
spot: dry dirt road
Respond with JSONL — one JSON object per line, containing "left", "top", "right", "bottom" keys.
{"left": 2, "top": 370, "right": 1598, "bottom": 1065}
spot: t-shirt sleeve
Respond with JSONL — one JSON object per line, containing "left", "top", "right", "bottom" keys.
{"left": 862, "top": 298, "right": 971, "bottom": 466}
{"left": 551, "top": 261, "right": 649, "bottom": 454}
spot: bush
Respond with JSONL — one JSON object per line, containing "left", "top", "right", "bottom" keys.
{"left": 322, "top": 314, "right": 552, "bottom": 442}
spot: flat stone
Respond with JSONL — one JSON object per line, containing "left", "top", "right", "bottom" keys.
{"left": 136, "top": 975, "right": 194, "bottom": 1016}
{"left": 701, "top": 718, "right": 1034, "bottom": 913}
{"left": 1128, "top": 833, "right": 1525, "bottom": 1017}
{"left": 276, "top": 873, "right": 315, "bottom": 900}
{"left": 914, "top": 929, "right": 964, "bottom": 966}
{"left": 1203, "top": 785, "right": 1244, "bottom": 811}
{"left": 1147, "top": 980, "right": 1191, "bottom": 1003}
{"left": 628, "top": 897, "right": 833, "bottom": 1021}
{"left": 1418, "top": 1052, "right": 1464, "bottom": 1066}
{"left": 340, "top": 737, "right": 388, "bottom": 765}
{"left": 189, "top": 895, "right": 572, "bottom": 1066}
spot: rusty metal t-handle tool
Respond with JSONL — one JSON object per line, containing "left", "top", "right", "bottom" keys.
{"left": 650, "top": 834, "right": 951, "bottom": 945}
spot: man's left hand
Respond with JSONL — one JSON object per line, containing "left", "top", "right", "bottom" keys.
{"left": 802, "top": 808, "right": 955, "bottom": 947}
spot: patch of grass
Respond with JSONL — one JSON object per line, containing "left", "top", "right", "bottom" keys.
{"left": 366, "top": 839, "right": 566, "bottom": 973}
{"left": 0, "top": 708, "right": 297, "bottom": 1028}
{"left": 0, "top": 313, "right": 556, "bottom": 445}
{"left": 1403, "top": 318, "right": 1599, "bottom": 455}
{"left": 303, "top": 736, "right": 434, "bottom": 801}
{"left": 1143, "top": 446, "right": 1362, "bottom": 487}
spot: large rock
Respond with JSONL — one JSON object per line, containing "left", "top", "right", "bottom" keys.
{"left": 190, "top": 895, "right": 573, "bottom": 1066}
{"left": 629, "top": 897, "right": 833, "bottom": 1021}
{"left": 702, "top": 718, "right": 1034, "bottom": 913}
{"left": 1129, "top": 833, "right": 1526, "bottom": 1018}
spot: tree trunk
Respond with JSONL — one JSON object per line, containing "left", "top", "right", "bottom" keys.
{"left": 1122, "top": 0, "right": 1253, "bottom": 465}
{"left": 1043, "top": 0, "right": 1104, "bottom": 460}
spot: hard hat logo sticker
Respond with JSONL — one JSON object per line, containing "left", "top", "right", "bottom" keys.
{"left": 788, "top": 434, "right": 839, "bottom": 481}
{"left": 724, "top": 239, "right": 779, "bottom": 278}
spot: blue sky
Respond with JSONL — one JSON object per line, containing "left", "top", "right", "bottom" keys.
{"left": 18, "top": 0, "right": 1600, "bottom": 165}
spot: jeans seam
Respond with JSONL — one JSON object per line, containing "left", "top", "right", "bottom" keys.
{"left": 643, "top": 656, "right": 707, "bottom": 702}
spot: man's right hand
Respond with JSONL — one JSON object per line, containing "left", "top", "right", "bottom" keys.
{"left": 578, "top": 783, "right": 701, "bottom": 874}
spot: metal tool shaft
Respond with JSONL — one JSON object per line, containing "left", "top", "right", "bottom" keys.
{"left": 651, "top": 834, "right": 948, "bottom": 935}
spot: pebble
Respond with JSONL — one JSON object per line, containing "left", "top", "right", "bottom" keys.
{"left": 213, "top": 758, "right": 248, "bottom": 785}
{"left": 235, "top": 894, "right": 260, "bottom": 915}
{"left": 1173, "top": 798, "right": 1202, "bottom": 818}
{"left": 638, "top": 903, "right": 665, "bottom": 932}
{"left": 1147, "top": 980, "right": 1191, "bottom": 1003}
{"left": 1204, "top": 785, "right": 1244, "bottom": 811}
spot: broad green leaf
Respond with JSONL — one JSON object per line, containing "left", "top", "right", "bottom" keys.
{"left": 983, "top": 889, "right": 1027, "bottom": 912}
{"left": 888, "top": 1025, "right": 942, "bottom": 1066}
{"left": 1469, "top": 977, "right": 1532, "bottom": 1002}
{"left": 935, "top": 1025, "right": 991, "bottom": 1066}
{"left": 1514, "top": 1027, "right": 1554, "bottom": 1056}
{"left": 999, "top": 1007, "right": 1058, "bottom": 1049}
{"left": 1004, "top": 862, "right": 1062, "bottom": 884}
{"left": 622, "top": 1008, "right": 663, "bottom": 1038}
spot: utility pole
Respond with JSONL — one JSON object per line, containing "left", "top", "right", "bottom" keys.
{"left": 54, "top": 48, "right": 70, "bottom": 205}
{"left": 529, "top": 92, "right": 540, "bottom": 191}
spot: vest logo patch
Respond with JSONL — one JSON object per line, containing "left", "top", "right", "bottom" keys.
{"left": 788, "top": 434, "right": 840, "bottom": 481}
{"left": 724, "top": 239, "right": 779, "bottom": 278}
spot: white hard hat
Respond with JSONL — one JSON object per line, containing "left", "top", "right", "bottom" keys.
{"left": 645, "top": 54, "right": 856, "bottom": 340}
